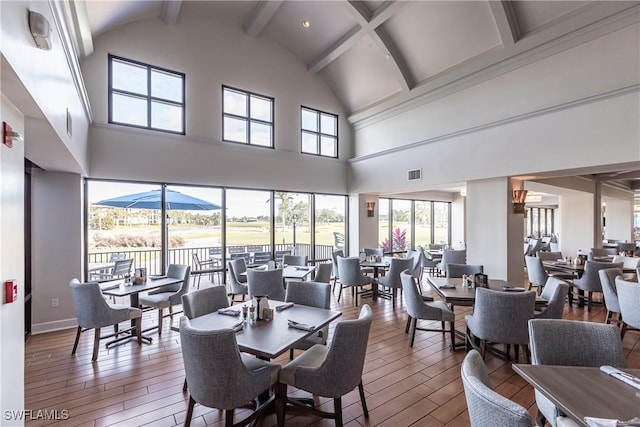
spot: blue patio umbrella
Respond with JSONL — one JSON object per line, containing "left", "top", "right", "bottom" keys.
{"left": 93, "top": 189, "right": 221, "bottom": 211}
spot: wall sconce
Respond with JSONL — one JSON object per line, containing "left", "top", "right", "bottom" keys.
{"left": 3, "top": 122, "right": 23, "bottom": 148}
{"left": 366, "top": 201, "right": 376, "bottom": 217}
{"left": 512, "top": 190, "right": 528, "bottom": 214}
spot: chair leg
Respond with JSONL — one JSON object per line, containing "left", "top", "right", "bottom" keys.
{"left": 289, "top": 348, "right": 294, "bottom": 361}
{"left": 405, "top": 316, "right": 412, "bottom": 334}
{"left": 72, "top": 326, "right": 82, "bottom": 355}
{"left": 225, "top": 410, "right": 234, "bottom": 427}
{"left": 409, "top": 318, "right": 417, "bottom": 347}
{"left": 92, "top": 328, "right": 101, "bottom": 361}
{"left": 184, "top": 395, "right": 195, "bottom": 427}
{"left": 479, "top": 339, "right": 486, "bottom": 360}
{"left": 358, "top": 380, "right": 369, "bottom": 418}
{"left": 135, "top": 318, "right": 142, "bottom": 345}
{"left": 334, "top": 397, "right": 343, "bottom": 427}
{"left": 621, "top": 322, "right": 628, "bottom": 339}
{"left": 449, "top": 321, "right": 456, "bottom": 351}
{"left": 514, "top": 344, "right": 520, "bottom": 362}
{"left": 587, "top": 292, "right": 592, "bottom": 311}
{"left": 157, "top": 308, "right": 164, "bottom": 336}
{"left": 441, "top": 321, "right": 445, "bottom": 336}
{"left": 568, "top": 287, "right": 574, "bottom": 306}
{"left": 114, "top": 324, "right": 119, "bottom": 337}
{"left": 276, "top": 382, "right": 287, "bottom": 427}
{"left": 605, "top": 310, "right": 612, "bottom": 324}
{"left": 183, "top": 378, "right": 188, "bottom": 392}
{"left": 536, "top": 410, "right": 547, "bottom": 427}
{"left": 337, "top": 285, "right": 343, "bottom": 302}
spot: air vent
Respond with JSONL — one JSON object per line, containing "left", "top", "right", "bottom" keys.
{"left": 408, "top": 169, "right": 422, "bottom": 181}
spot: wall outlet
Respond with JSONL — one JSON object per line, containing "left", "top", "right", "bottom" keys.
{"left": 51, "top": 298, "right": 59, "bottom": 307}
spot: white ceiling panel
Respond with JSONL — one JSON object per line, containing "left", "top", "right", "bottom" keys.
{"left": 180, "top": 1, "right": 257, "bottom": 27}
{"left": 87, "top": 0, "right": 162, "bottom": 37}
{"left": 513, "top": 1, "right": 591, "bottom": 34}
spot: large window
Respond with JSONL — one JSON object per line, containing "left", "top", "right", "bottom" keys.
{"left": 223, "top": 86, "right": 274, "bottom": 147}
{"left": 315, "top": 195, "right": 346, "bottom": 260}
{"left": 301, "top": 106, "right": 338, "bottom": 158}
{"left": 108, "top": 55, "right": 185, "bottom": 134}
{"left": 526, "top": 207, "right": 555, "bottom": 238}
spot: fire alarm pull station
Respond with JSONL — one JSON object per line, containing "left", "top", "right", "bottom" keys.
{"left": 4, "top": 280, "right": 17, "bottom": 304}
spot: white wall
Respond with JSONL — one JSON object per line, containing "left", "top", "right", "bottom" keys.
{"left": 31, "top": 172, "right": 83, "bottom": 333}
{"left": 558, "top": 192, "right": 595, "bottom": 258}
{"left": 451, "top": 193, "right": 466, "bottom": 247}
{"left": 0, "top": 95, "right": 25, "bottom": 425}
{"left": 604, "top": 196, "right": 633, "bottom": 242}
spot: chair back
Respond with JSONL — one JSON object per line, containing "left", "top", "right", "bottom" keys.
{"left": 461, "top": 350, "right": 534, "bottom": 427}
{"left": 612, "top": 255, "right": 640, "bottom": 270}
{"left": 182, "top": 286, "right": 229, "bottom": 319}
{"left": 179, "top": 317, "right": 273, "bottom": 410}
{"left": 285, "top": 281, "right": 331, "bottom": 309}
{"left": 615, "top": 277, "right": 640, "bottom": 329}
{"left": 537, "top": 251, "right": 563, "bottom": 262}
{"left": 283, "top": 254, "right": 307, "bottom": 266}
{"left": 252, "top": 251, "right": 272, "bottom": 265}
{"left": 227, "top": 258, "right": 248, "bottom": 294}
{"left": 401, "top": 271, "right": 448, "bottom": 321}
{"left": 337, "top": 257, "right": 370, "bottom": 286}
{"left": 247, "top": 268, "right": 284, "bottom": 300}
{"left": 440, "top": 249, "right": 466, "bottom": 271}
{"left": 574, "top": 261, "right": 623, "bottom": 292}
{"left": 363, "top": 247, "right": 383, "bottom": 257}
{"left": 536, "top": 278, "right": 569, "bottom": 319}
{"left": 380, "top": 258, "right": 414, "bottom": 288}
{"left": 525, "top": 255, "right": 548, "bottom": 287}
{"left": 275, "top": 249, "right": 292, "bottom": 262}
{"left": 294, "top": 305, "right": 373, "bottom": 398}
{"left": 165, "top": 264, "right": 191, "bottom": 304}
{"left": 429, "top": 244, "right": 444, "bottom": 250}
{"left": 109, "top": 252, "right": 127, "bottom": 261}
{"left": 469, "top": 288, "right": 536, "bottom": 345}
{"left": 617, "top": 242, "right": 637, "bottom": 255}
{"left": 526, "top": 239, "right": 541, "bottom": 256}
{"left": 446, "top": 263, "right": 483, "bottom": 278}
{"left": 589, "top": 247, "right": 617, "bottom": 259}
{"left": 331, "top": 249, "right": 344, "bottom": 277}
{"left": 112, "top": 258, "right": 133, "bottom": 277}
{"left": 230, "top": 252, "right": 251, "bottom": 262}
{"left": 598, "top": 268, "right": 623, "bottom": 313}
{"left": 69, "top": 279, "right": 120, "bottom": 329}
{"left": 528, "top": 319, "right": 626, "bottom": 367}
{"left": 313, "top": 263, "right": 332, "bottom": 283}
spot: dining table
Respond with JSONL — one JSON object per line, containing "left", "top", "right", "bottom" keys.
{"left": 513, "top": 364, "right": 640, "bottom": 426}
{"left": 187, "top": 299, "right": 342, "bottom": 360}
{"left": 100, "top": 276, "right": 183, "bottom": 345}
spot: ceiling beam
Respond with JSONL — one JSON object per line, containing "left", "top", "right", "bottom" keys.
{"left": 244, "top": 1, "right": 283, "bottom": 37}
{"left": 488, "top": 1, "right": 521, "bottom": 48}
{"left": 160, "top": 0, "right": 182, "bottom": 25}
{"left": 309, "top": 1, "right": 411, "bottom": 90}
{"left": 68, "top": 0, "right": 94, "bottom": 57}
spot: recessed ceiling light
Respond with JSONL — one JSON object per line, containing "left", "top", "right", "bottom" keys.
{"left": 302, "top": 20, "right": 311, "bottom": 29}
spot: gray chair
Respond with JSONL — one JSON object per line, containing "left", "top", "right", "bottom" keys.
{"left": 446, "top": 263, "right": 483, "bottom": 279}
{"left": 378, "top": 257, "right": 414, "bottom": 307}
{"left": 69, "top": 279, "right": 142, "bottom": 361}
{"left": 618, "top": 242, "right": 637, "bottom": 256}
{"left": 285, "top": 281, "right": 331, "bottom": 360}
{"left": 465, "top": 288, "right": 536, "bottom": 361}
{"left": 528, "top": 318, "right": 626, "bottom": 427}
{"left": 537, "top": 251, "right": 564, "bottom": 262}
{"left": 276, "top": 305, "right": 373, "bottom": 427}
{"left": 533, "top": 277, "right": 569, "bottom": 319}
{"left": 180, "top": 285, "right": 230, "bottom": 391}
{"left": 588, "top": 247, "right": 617, "bottom": 260}
{"left": 525, "top": 255, "right": 548, "bottom": 294}
{"left": 252, "top": 251, "right": 272, "bottom": 265}
{"left": 401, "top": 271, "right": 455, "bottom": 350}
{"left": 570, "top": 261, "right": 623, "bottom": 310}
{"left": 139, "top": 264, "right": 190, "bottom": 336}
{"left": 526, "top": 239, "right": 541, "bottom": 257}
{"left": 247, "top": 268, "right": 284, "bottom": 301}
{"left": 436, "top": 249, "right": 466, "bottom": 276}
{"left": 275, "top": 249, "right": 293, "bottom": 263}
{"left": 614, "top": 277, "right": 640, "bottom": 338}
{"left": 461, "top": 349, "right": 534, "bottom": 427}
{"left": 191, "top": 251, "right": 221, "bottom": 288}
{"left": 330, "top": 249, "right": 344, "bottom": 293}
{"left": 363, "top": 247, "right": 383, "bottom": 257}
{"left": 598, "top": 268, "right": 624, "bottom": 327}
{"left": 90, "top": 258, "right": 133, "bottom": 281}
{"left": 416, "top": 245, "right": 438, "bottom": 276}
{"left": 313, "top": 263, "right": 332, "bottom": 283}
{"left": 227, "top": 258, "right": 249, "bottom": 303}
{"left": 336, "top": 256, "right": 374, "bottom": 306}
{"left": 180, "top": 317, "right": 281, "bottom": 427}
{"left": 612, "top": 255, "right": 640, "bottom": 270}
{"left": 283, "top": 254, "right": 307, "bottom": 266}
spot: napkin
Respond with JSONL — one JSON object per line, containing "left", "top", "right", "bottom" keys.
{"left": 217, "top": 308, "right": 241, "bottom": 317}
{"left": 438, "top": 284, "right": 456, "bottom": 289}
{"left": 600, "top": 365, "right": 640, "bottom": 391}
{"left": 149, "top": 275, "right": 167, "bottom": 280}
{"left": 584, "top": 418, "right": 617, "bottom": 427}
{"left": 101, "top": 283, "right": 120, "bottom": 291}
{"left": 275, "top": 302, "right": 294, "bottom": 312}
{"left": 232, "top": 321, "right": 244, "bottom": 333}
{"left": 288, "top": 319, "right": 315, "bottom": 331}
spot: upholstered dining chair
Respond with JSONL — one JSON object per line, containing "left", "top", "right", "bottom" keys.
{"left": 227, "top": 258, "right": 249, "bottom": 303}
{"left": 537, "top": 251, "right": 564, "bottom": 262}
{"left": 276, "top": 304, "right": 373, "bottom": 427}
{"left": 614, "top": 277, "right": 640, "bottom": 338}
{"left": 570, "top": 260, "right": 623, "bottom": 310}
{"left": 312, "top": 263, "right": 333, "bottom": 283}
{"left": 401, "top": 271, "right": 455, "bottom": 349}
{"left": 282, "top": 254, "right": 307, "bottom": 266}
{"left": 588, "top": 247, "right": 617, "bottom": 260}
{"left": 446, "top": 263, "right": 483, "bottom": 279}
{"left": 436, "top": 249, "right": 466, "bottom": 276}
{"left": 465, "top": 288, "right": 536, "bottom": 362}
{"left": 528, "top": 319, "right": 626, "bottom": 427}
{"left": 378, "top": 257, "right": 414, "bottom": 307}
{"left": 617, "top": 242, "right": 637, "bottom": 256}
{"left": 461, "top": 350, "right": 534, "bottom": 427}
{"left": 180, "top": 317, "right": 281, "bottom": 427}
{"left": 336, "top": 256, "right": 375, "bottom": 306}
{"left": 284, "top": 281, "right": 331, "bottom": 360}
{"left": 69, "top": 279, "right": 142, "bottom": 361}
{"left": 612, "top": 255, "right": 640, "bottom": 270}
{"left": 533, "top": 277, "right": 569, "bottom": 319}
{"left": 525, "top": 255, "right": 548, "bottom": 294}
{"left": 247, "top": 268, "right": 285, "bottom": 301}
{"left": 330, "top": 249, "right": 344, "bottom": 293}
{"left": 138, "top": 264, "right": 190, "bottom": 336}
{"left": 598, "top": 268, "right": 624, "bottom": 327}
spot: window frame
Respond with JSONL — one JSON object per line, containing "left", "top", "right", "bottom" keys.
{"left": 108, "top": 54, "right": 186, "bottom": 135}
{"left": 222, "top": 85, "right": 275, "bottom": 148}
{"left": 300, "top": 106, "right": 339, "bottom": 158}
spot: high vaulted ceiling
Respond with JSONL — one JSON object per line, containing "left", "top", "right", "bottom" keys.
{"left": 75, "top": 0, "right": 639, "bottom": 121}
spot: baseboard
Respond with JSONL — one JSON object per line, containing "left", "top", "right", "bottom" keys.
{"left": 32, "top": 318, "right": 77, "bottom": 335}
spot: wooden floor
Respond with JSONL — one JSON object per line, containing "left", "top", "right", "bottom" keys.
{"left": 25, "top": 274, "right": 640, "bottom": 427}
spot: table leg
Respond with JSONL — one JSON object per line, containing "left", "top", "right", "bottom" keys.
{"left": 106, "top": 292, "right": 153, "bottom": 348}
